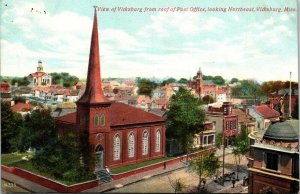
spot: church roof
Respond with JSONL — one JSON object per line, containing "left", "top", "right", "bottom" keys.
{"left": 56, "top": 102, "right": 165, "bottom": 126}
{"left": 29, "top": 72, "right": 47, "bottom": 77}
{"left": 76, "top": 9, "right": 109, "bottom": 104}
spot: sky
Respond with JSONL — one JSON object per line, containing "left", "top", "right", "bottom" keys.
{"left": 0, "top": 0, "right": 298, "bottom": 82}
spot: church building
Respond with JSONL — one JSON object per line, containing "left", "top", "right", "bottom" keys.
{"left": 28, "top": 60, "right": 52, "bottom": 87}
{"left": 56, "top": 10, "right": 166, "bottom": 171}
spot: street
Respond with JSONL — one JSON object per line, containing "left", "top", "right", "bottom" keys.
{"left": 108, "top": 148, "right": 249, "bottom": 193}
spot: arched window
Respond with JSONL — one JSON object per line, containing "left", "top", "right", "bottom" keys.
{"left": 142, "top": 130, "right": 149, "bottom": 155}
{"left": 128, "top": 132, "right": 134, "bottom": 158}
{"left": 100, "top": 114, "right": 105, "bottom": 126}
{"left": 155, "top": 130, "right": 161, "bottom": 152}
{"left": 94, "top": 114, "right": 100, "bottom": 126}
{"left": 113, "top": 134, "right": 120, "bottom": 160}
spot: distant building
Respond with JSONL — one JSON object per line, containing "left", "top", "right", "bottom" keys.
{"left": 255, "top": 105, "right": 280, "bottom": 129}
{"left": 0, "top": 82, "right": 12, "bottom": 103}
{"left": 28, "top": 60, "right": 52, "bottom": 87}
{"left": 188, "top": 68, "right": 220, "bottom": 99}
{"left": 247, "top": 120, "right": 299, "bottom": 193}
{"left": 232, "top": 108, "right": 256, "bottom": 133}
{"left": 206, "top": 102, "right": 238, "bottom": 146}
{"left": 268, "top": 88, "right": 298, "bottom": 117}
{"left": 194, "top": 121, "right": 216, "bottom": 148}
{"left": 10, "top": 102, "right": 37, "bottom": 116}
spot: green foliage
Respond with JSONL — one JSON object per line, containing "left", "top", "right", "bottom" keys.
{"left": 202, "top": 75, "right": 213, "bottom": 80}
{"left": 190, "top": 153, "right": 220, "bottom": 189}
{"left": 13, "top": 96, "right": 26, "bottom": 104}
{"left": 21, "top": 109, "right": 56, "bottom": 150}
{"left": 215, "top": 133, "right": 223, "bottom": 148}
{"left": 230, "top": 78, "right": 239, "bottom": 84}
{"left": 232, "top": 140, "right": 250, "bottom": 180}
{"left": 202, "top": 95, "right": 215, "bottom": 104}
{"left": 32, "top": 133, "right": 95, "bottom": 183}
{"left": 166, "top": 87, "right": 205, "bottom": 153}
{"left": 236, "top": 125, "right": 248, "bottom": 142}
{"left": 11, "top": 76, "right": 30, "bottom": 86}
{"left": 212, "top": 76, "right": 225, "bottom": 85}
{"left": 168, "top": 176, "right": 186, "bottom": 194}
{"left": 261, "top": 80, "right": 298, "bottom": 95}
{"left": 231, "top": 79, "right": 264, "bottom": 104}
{"left": 136, "top": 78, "right": 158, "bottom": 97}
{"left": 161, "top": 77, "right": 177, "bottom": 86}
{"left": 177, "top": 78, "right": 188, "bottom": 84}
{"left": 50, "top": 72, "right": 79, "bottom": 88}
{"left": 1, "top": 102, "right": 23, "bottom": 153}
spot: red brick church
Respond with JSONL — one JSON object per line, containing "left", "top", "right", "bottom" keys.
{"left": 56, "top": 10, "right": 166, "bottom": 171}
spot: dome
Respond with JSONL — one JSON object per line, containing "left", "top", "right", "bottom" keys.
{"left": 263, "top": 121, "right": 298, "bottom": 141}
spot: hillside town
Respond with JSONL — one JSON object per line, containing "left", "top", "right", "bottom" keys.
{"left": 1, "top": 2, "right": 299, "bottom": 194}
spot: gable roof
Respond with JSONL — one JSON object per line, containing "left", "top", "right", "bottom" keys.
{"left": 56, "top": 102, "right": 165, "bottom": 126}
{"left": 255, "top": 105, "right": 280, "bottom": 119}
{"left": 11, "top": 102, "right": 36, "bottom": 112}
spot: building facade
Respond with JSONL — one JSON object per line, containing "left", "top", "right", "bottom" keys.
{"left": 56, "top": 10, "right": 166, "bottom": 171}
{"left": 247, "top": 120, "right": 299, "bottom": 193}
{"left": 28, "top": 60, "right": 52, "bottom": 87}
{"left": 206, "top": 102, "right": 238, "bottom": 146}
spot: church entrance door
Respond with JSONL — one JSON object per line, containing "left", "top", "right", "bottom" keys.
{"left": 95, "top": 145, "right": 104, "bottom": 170}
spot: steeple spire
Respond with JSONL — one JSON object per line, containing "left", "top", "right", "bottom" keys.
{"left": 77, "top": 9, "right": 109, "bottom": 104}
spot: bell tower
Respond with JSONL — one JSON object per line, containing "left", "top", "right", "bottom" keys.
{"left": 196, "top": 67, "right": 203, "bottom": 97}
{"left": 76, "top": 9, "right": 111, "bottom": 171}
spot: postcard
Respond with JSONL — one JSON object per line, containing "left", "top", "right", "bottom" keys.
{"left": 1, "top": 0, "right": 298, "bottom": 193}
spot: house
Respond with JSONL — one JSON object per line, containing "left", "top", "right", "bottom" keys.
{"left": 10, "top": 102, "right": 36, "bottom": 116}
{"left": 0, "top": 82, "right": 12, "bottom": 103}
{"left": 247, "top": 119, "right": 299, "bottom": 193}
{"left": 232, "top": 108, "right": 256, "bottom": 133}
{"left": 28, "top": 60, "right": 52, "bottom": 87}
{"left": 255, "top": 105, "right": 280, "bottom": 129}
{"left": 268, "top": 88, "right": 298, "bottom": 117}
{"left": 205, "top": 102, "right": 238, "bottom": 146}
{"left": 193, "top": 121, "right": 216, "bottom": 148}
{"left": 56, "top": 10, "right": 166, "bottom": 171}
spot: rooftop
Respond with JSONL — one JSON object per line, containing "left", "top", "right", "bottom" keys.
{"left": 56, "top": 102, "right": 165, "bottom": 126}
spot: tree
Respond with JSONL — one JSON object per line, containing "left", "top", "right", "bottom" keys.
{"left": 212, "top": 76, "right": 225, "bottom": 85}
{"left": 32, "top": 133, "right": 95, "bottom": 182}
{"left": 190, "top": 153, "right": 220, "bottom": 191}
{"left": 230, "top": 78, "right": 239, "bottom": 84}
{"left": 161, "top": 77, "right": 176, "bottom": 86}
{"left": 202, "top": 95, "right": 215, "bottom": 104}
{"left": 178, "top": 78, "right": 188, "bottom": 84}
{"left": 11, "top": 76, "right": 30, "bottom": 86}
{"left": 166, "top": 87, "right": 205, "bottom": 154}
{"left": 232, "top": 140, "right": 249, "bottom": 181}
{"left": 168, "top": 176, "right": 186, "bottom": 194}
{"left": 136, "top": 78, "right": 158, "bottom": 97}
{"left": 202, "top": 75, "right": 213, "bottom": 80}
{"left": 1, "top": 102, "right": 23, "bottom": 153}
{"left": 215, "top": 133, "right": 223, "bottom": 149}
{"left": 13, "top": 96, "right": 26, "bottom": 104}
{"left": 21, "top": 109, "right": 56, "bottom": 150}
{"left": 50, "top": 72, "right": 79, "bottom": 88}
{"left": 231, "top": 79, "right": 264, "bottom": 104}
{"left": 236, "top": 125, "right": 248, "bottom": 143}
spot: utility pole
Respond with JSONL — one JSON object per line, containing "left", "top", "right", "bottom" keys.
{"left": 222, "top": 120, "right": 225, "bottom": 186}
{"left": 289, "top": 72, "right": 292, "bottom": 119}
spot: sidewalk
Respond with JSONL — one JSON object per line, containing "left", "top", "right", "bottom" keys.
{"left": 1, "top": 170, "right": 55, "bottom": 193}
{"left": 83, "top": 161, "right": 186, "bottom": 192}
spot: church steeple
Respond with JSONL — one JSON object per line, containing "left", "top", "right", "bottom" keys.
{"left": 77, "top": 9, "right": 109, "bottom": 104}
